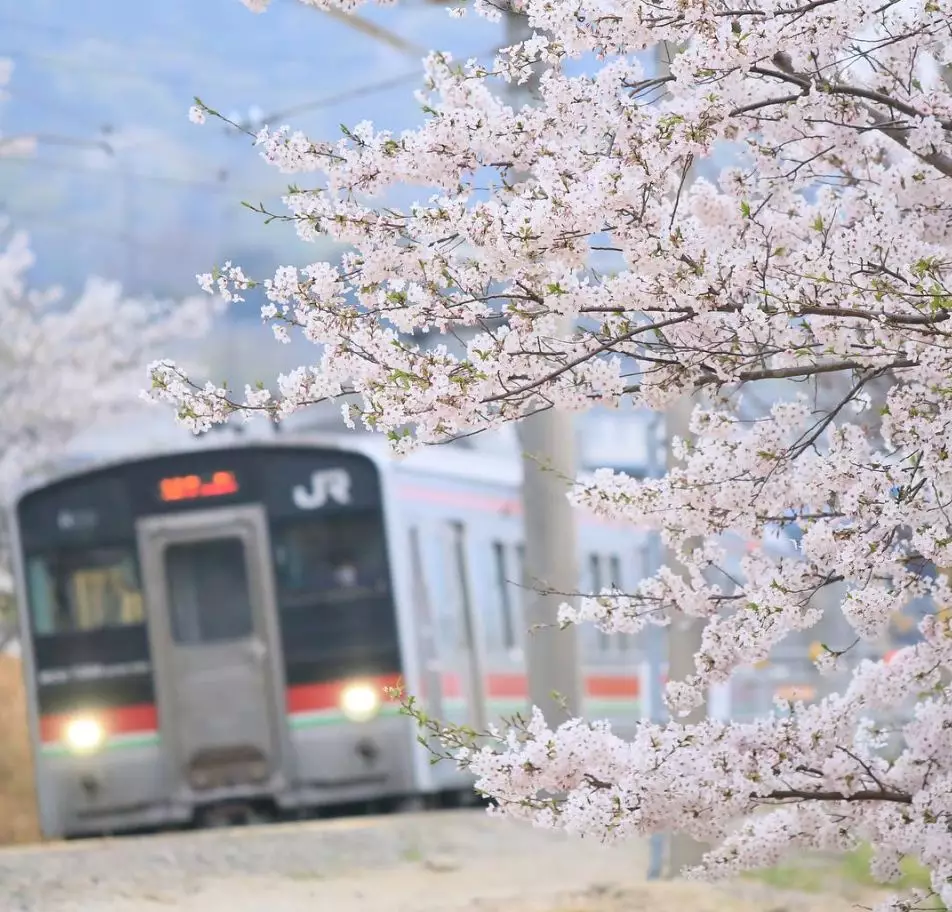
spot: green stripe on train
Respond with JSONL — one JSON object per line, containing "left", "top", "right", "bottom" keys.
{"left": 39, "top": 706, "right": 405, "bottom": 753}
{"left": 443, "top": 697, "right": 642, "bottom": 714}
{"left": 39, "top": 700, "right": 640, "bottom": 754}
{"left": 40, "top": 731, "right": 161, "bottom": 757}
{"left": 288, "top": 704, "right": 403, "bottom": 729}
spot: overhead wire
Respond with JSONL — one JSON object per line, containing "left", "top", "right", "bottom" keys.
{"left": 0, "top": 8, "right": 501, "bottom": 268}
{"left": 2, "top": 39, "right": 499, "bottom": 192}
{"left": 0, "top": 155, "right": 238, "bottom": 191}
{"left": 0, "top": 211, "right": 216, "bottom": 256}
{"left": 244, "top": 39, "right": 500, "bottom": 128}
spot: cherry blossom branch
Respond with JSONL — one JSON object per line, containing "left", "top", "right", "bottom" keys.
{"left": 151, "top": 3, "right": 952, "bottom": 898}
{"left": 752, "top": 57, "right": 952, "bottom": 179}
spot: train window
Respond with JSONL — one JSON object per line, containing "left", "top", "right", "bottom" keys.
{"left": 491, "top": 540, "right": 517, "bottom": 652}
{"left": 407, "top": 527, "right": 431, "bottom": 621}
{"left": 272, "top": 511, "right": 400, "bottom": 676}
{"left": 632, "top": 539, "right": 652, "bottom": 582}
{"left": 608, "top": 554, "right": 623, "bottom": 589}
{"left": 588, "top": 553, "right": 610, "bottom": 652}
{"left": 408, "top": 526, "right": 436, "bottom": 641}
{"left": 449, "top": 521, "right": 478, "bottom": 653}
{"left": 607, "top": 554, "right": 628, "bottom": 651}
{"left": 164, "top": 537, "right": 254, "bottom": 645}
{"left": 26, "top": 547, "right": 144, "bottom": 635}
{"left": 271, "top": 514, "right": 389, "bottom": 602}
{"left": 588, "top": 553, "right": 602, "bottom": 592}
{"left": 514, "top": 543, "right": 526, "bottom": 610}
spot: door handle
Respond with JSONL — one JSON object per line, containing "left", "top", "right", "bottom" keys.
{"left": 246, "top": 639, "right": 267, "bottom": 663}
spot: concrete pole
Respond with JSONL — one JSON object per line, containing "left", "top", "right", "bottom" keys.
{"left": 517, "top": 398, "right": 583, "bottom": 723}
{"left": 504, "top": 7, "right": 583, "bottom": 725}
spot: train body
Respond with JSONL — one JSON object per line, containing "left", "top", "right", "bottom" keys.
{"left": 10, "top": 433, "right": 656, "bottom": 839}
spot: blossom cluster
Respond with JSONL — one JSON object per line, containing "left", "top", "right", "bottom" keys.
{"left": 0, "top": 225, "right": 215, "bottom": 496}
{"left": 153, "top": 0, "right": 952, "bottom": 904}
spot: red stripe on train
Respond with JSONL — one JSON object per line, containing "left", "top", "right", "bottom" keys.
{"left": 286, "top": 673, "right": 403, "bottom": 713}
{"left": 39, "top": 703, "right": 159, "bottom": 744}
{"left": 287, "top": 673, "right": 640, "bottom": 707}
{"left": 438, "top": 672, "right": 640, "bottom": 699}
{"left": 38, "top": 673, "right": 643, "bottom": 742}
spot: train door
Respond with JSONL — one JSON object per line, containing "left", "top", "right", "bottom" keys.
{"left": 137, "top": 505, "right": 288, "bottom": 800}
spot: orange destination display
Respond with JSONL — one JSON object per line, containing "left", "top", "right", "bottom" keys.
{"left": 158, "top": 471, "right": 239, "bottom": 502}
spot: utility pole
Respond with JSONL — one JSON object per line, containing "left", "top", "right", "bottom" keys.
{"left": 504, "top": 7, "right": 583, "bottom": 726}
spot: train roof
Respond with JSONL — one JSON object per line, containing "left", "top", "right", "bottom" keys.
{"left": 9, "top": 425, "right": 529, "bottom": 509}
{"left": 9, "top": 423, "right": 796, "bottom": 557}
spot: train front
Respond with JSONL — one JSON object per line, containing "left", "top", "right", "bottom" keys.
{"left": 12, "top": 444, "right": 416, "bottom": 839}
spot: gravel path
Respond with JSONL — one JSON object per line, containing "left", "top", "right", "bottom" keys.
{"left": 0, "top": 809, "right": 885, "bottom": 912}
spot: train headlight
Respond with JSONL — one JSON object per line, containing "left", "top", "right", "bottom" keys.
{"left": 64, "top": 717, "right": 105, "bottom": 754}
{"left": 340, "top": 682, "right": 380, "bottom": 723}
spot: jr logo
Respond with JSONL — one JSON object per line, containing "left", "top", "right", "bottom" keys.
{"left": 292, "top": 469, "right": 353, "bottom": 510}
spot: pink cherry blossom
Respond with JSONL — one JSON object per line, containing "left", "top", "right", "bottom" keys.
{"left": 148, "top": 1, "right": 952, "bottom": 904}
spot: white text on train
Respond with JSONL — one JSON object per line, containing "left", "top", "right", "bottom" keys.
{"left": 291, "top": 469, "right": 352, "bottom": 510}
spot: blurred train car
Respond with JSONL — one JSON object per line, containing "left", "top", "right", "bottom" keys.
{"left": 9, "top": 433, "right": 656, "bottom": 839}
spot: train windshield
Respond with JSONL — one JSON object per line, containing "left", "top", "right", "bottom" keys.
{"left": 270, "top": 509, "right": 399, "bottom": 676}
{"left": 26, "top": 546, "right": 145, "bottom": 635}
{"left": 271, "top": 512, "right": 390, "bottom": 603}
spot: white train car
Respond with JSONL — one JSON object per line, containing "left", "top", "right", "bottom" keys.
{"left": 10, "top": 432, "right": 655, "bottom": 838}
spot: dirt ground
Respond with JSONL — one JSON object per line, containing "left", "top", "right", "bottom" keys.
{"left": 0, "top": 656, "right": 897, "bottom": 911}
{"left": 0, "top": 654, "right": 41, "bottom": 845}
{"left": 75, "top": 833, "right": 887, "bottom": 912}
{"left": 3, "top": 810, "right": 893, "bottom": 912}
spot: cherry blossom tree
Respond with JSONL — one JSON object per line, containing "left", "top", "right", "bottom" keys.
{"left": 0, "top": 62, "right": 215, "bottom": 640}
{"left": 0, "top": 227, "right": 213, "bottom": 491}
{"left": 0, "top": 224, "right": 216, "bottom": 645}
{"left": 151, "top": 0, "right": 952, "bottom": 906}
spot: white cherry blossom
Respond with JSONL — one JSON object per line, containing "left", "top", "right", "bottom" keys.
{"left": 148, "top": 0, "right": 952, "bottom": 903}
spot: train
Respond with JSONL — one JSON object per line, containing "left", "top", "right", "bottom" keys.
{"left": 10, "top": 431, "right": 658, "bottom": 839}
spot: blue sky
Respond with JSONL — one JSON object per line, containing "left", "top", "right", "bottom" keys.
{"left": 0, "top": 1, "right": 676, "bottom": 469}
{"left": 0, "top": 0, "right": 499, "bottom": 301}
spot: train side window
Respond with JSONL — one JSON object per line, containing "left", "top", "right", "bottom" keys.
{"left": 513, "top": 542, "right": 528, "bottom": 645}
{"left": 407, "top": 526, "right": 431, "bottom": 621}
{"left": 514, "top": 543, "right": 526, "bottom": 609}
{"left": 164, "top": 537, "right": 253, "bottom": 645}
{"left": 588, "top": 552, "right": 603, "bottom": 593}
{"left": 271, "top": 514, "right": 390, "bottom": 601}
{"left": 608, "top": 554, "right": 623, "bottom": 589}
{"left": 491, "top": 540, "right": 517, "bottom": 652}
{"left": 631, "top": 539, "right": 649, "bottom": 582}
{"left": 608, "top": 553, "right": 628, "bottom": 652}
{"left": 588, "top": 553, "right": 610, "bottom": 652}
{"left": 448, "top": 521, "right": 478, "bottom": 653}
{"left": 408, "top": 525, "right": 437, "bottom": 649}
